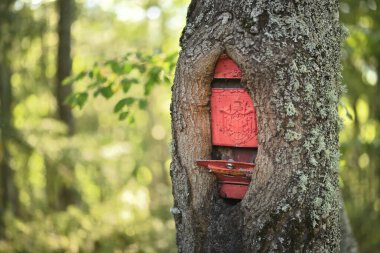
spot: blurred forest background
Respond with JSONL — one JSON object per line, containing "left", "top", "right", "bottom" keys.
{"left": 0, "top": 0, "right": 379, "bottom": 252}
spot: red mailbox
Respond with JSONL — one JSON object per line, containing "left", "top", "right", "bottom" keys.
{"left": 211, "top": 89, "right": 258, "bottom": 147}
{"left": 196, "top": 54, "right": 258, "bottom": 200}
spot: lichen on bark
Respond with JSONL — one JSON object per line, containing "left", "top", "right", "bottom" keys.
{"left": 170, "top": 0, "right": 354, "bottom": 252}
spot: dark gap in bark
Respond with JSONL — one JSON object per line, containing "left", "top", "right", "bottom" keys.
{"left": 212, "top": 147, "right": 257, "bottom": 163}
{"left": 258, "top": 10, "right": 269, "bottom": 31}
{"left": 211, "top": 79, "right": 241, "bottom": 88}
{"left": 223, "top": 198, "right": 241, "bottom": 205}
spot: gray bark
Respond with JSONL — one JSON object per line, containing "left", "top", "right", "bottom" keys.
{"left": 170, "top": 0, "right": 353, "bottom": 252}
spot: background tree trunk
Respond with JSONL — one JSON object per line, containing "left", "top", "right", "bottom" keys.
{"left": 0, "top": 62, "right": 19, "bottom": 237}
{"left": 0, "top": 0, "right": 20, "bottom": 238}
{"left": 340, "top": 204, "right": 358, "bottom": 253}
{"left": 56, "top": 0, "right": 74, "bottom": 135}
{"left": 55, "top": 0, "right": 78, "bottom": 209}
{"left": 170, "top": 1, "right": 353, "bottom": 252}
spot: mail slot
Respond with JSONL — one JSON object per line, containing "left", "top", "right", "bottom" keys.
{"left": 197, "top": 54, "right": 258, "bottom": 200}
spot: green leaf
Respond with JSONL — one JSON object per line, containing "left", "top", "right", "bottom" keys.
{"left": 119, "top": 111, "right": 129, "bottom": 120}
{"left": 165, "top": 52, "right": 178, "bottom": 62}
{"left": 123, "top": 63, "right": 133, "bottom": 73}
{"left": 64, "top": 51, "right": 178, "bottom": 120}
{"left": 65, "top": 92, "right": 88, "bottom": 109}
{"left": 120, "top": 78, "right": 139, "bottom": 92}
{"left": 150, "top": 66, "right": 162, "bottom": 77}
{"left": 88, "top": 81, "right": 100, "bottom": 89}
{"left": 63, "top": 71, "right": 87, "bottom": 85}
{"left": 98, "top": 86, "right": 113, "bottom": 99}
{"left": 121, "top": 82, "right": 131, "bottom": 93}
{"left": 144, "top": 79, "right": 155, "bottom": 95}
{"left": 137, "top": 64, "right": 146, "bottom": 73}
{"left": 169, "top": 62, "right": 176, "bottom": 71}
{"left": 114, "top": 98, "right": 135, "bottom": 113}
{"left": 163, "top": 75, "right": 171, "bottom": 84}
{"left": 128, "top": 114, "right": 135, "bottom": 124}
{"left": 89, "top": 65, "right": 100, "bottom": 79}
{"left": 95, "top": 72, "right": 107, "bottom": 83}
{"left": 63, "top": 76, "right": 74, "bottom": 85}
{"left": 108, "top": 60, "right": 123, "bottom": 74}
{"left": 76, "top": 92, "right": 89, "bottom": 109}
{"left": 121, "top": 79, "right": 131, "bottom": 92}
{"left": 65, "top": 94, "right": 77, "bottom": 106}
{"left": 76, "top": 71, "right": 88, "bottom": 80}
{"left": 138, "top": 99, "right": 148, "bottom": 109}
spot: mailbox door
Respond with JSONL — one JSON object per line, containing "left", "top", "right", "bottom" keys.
{"left": 211, "top": 88, "right": 258, "bottom": 147}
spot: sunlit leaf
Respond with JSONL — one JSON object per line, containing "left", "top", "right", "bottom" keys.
{"left": 97, "top": 86, "right": 113, "bottom": 99}
{"left": 106, "top": 60, "right": 123, "bottom": 74}
{"left": 69, "top": 51, "right": 177, "bottom": 118}
{"left": 63, "top": 71, "right": 87, "bottom": 85}
{"left": 128, "top": 114, "right": 135, "bottom": 124}
{"left": 121, "top": 78, "right": 138, "bottom": 92}
{"left": 114, "top": 98, "right": 135, "bottom": 113}
{"left": 65, "top": 92, "right": 88, "bottom": 109}
{"left": 77, "top": 93, "right": 89, "bottom": 109}
{"left": 123, "top": 63, "right": 133, "bottom": 73}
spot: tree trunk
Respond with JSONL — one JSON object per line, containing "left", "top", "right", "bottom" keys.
{"left": 0, "top": 1, "right": 20, "bottom": 235}
{"left": 56, "top": 0, "right": 74, "bottom": 135}
{"left": 0, "top": 62, "right": 20, "bottom": 237}
{"left": 170, "top": 1, "right": 352, "bottom": 252}
{"left": 340, "top": 204, "right": 358, "bottom": 253}
{"left": 55, "top": 0, "right": 78, "bottom": 209}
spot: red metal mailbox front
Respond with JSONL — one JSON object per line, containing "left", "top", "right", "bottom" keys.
{"left": 214, "top": 54, "right": 242, "bottom": 79}
{"left": 196, "top": 54, "right": 258, "bottom": 200}
{"left": 211, "top": 88, "right": 258, "bottom": 147}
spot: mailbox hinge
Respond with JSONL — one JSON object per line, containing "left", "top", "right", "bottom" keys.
{"left": 196, "top": 160, "right": 255, "bottom": 199}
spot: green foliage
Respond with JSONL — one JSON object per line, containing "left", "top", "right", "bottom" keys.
{"left": 1, "top": 0, "right": 380, "bottom": 252}
{"left": 65, "top": 51, "right": 177, "bottom": 121}
{"left": 0, "top": 1, "right": 184, "bottom": 252}
{"left": 66, "top": 92, "right": 89, "bottom": 109}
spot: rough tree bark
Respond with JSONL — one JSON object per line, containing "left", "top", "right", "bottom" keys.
{"left": 170, "top": 1, "right": 355, "bottom": 252}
